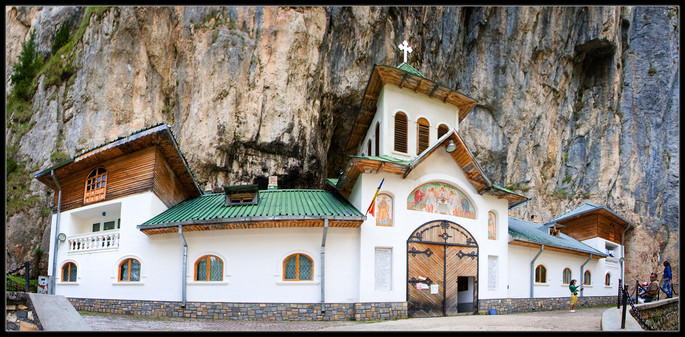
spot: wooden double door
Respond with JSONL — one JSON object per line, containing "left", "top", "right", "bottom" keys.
{"left": 407, "top": 220, "right": 478, "bottom": 317}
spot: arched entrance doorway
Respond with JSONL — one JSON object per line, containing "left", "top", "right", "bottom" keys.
{"left": 406, "top": 220, "right": 478, "bottom": 317}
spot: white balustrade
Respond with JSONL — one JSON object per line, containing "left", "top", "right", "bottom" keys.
{"left": 67, "top": 231, "right": 120, "bottom": 253}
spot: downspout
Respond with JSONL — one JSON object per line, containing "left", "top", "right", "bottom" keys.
{"left": 49, "top": 170, "right": 62, "bottom": 295}
{"left": 530, "top": 245, "right": 544, "bottom": 310}
{"left": 320, "top": 218, "right": 329, "bottom": 313}
{"left": 619, "top": 225, "right": 630, "bottom": 281}
{"left": 580, "top": 254, "right": 592, "bottom": 298}
{"left": 178, "top": 225, "right": 187, "bottom": 308}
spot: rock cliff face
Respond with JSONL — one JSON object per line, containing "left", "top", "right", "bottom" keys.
{"left": 5, "top": 6, "right": 679, "bottom": 291}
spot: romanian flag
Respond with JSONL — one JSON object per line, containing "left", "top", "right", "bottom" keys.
{"left": 365, "top": 178, "right": 385, "bottom": 217}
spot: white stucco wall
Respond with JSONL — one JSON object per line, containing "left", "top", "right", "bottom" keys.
{"left": 353, "top": 148, "right": 510, "bottom": 302}
{"left": 48, "top": 191, "right": 361, "bottom": 303}
{"left": 507, "top": 244, "right": 617, "bottom": 299}
{"left": 358, "top": 84, "right": 460, "bottom": 158}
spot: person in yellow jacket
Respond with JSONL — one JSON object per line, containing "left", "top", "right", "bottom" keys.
{"left": 569, "top": 279, "right": 583, "bottom": 312}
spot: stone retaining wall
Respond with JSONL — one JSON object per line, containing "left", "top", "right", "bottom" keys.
{"left": 6, "top": 292, "right": 42, "bottom": 331}
{"left": 630, "top": 297, "right": 679, "bottom": 331}
{"left": 478, "top": 296, "right": 617, "bottom": 314}
{"left": 68, "top": 298, "right": 407, "bottom": 321}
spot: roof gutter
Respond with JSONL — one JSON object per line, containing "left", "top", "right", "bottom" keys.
{"left": 530, "top": 245, "right": 544, "bottom": 310}
{"left": 320, "top": 218, "right": 329, "bottom": 313}
{"left": 49, "top": 170, "right": 62, "bottom": 295}
{"left": 620, "top": 224, "right": 631, "bottom": 281}
{"left": 580, "top": 254, "right": 592, "bottom": 298}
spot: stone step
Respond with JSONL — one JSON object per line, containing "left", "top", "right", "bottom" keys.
{"left": 19, "top": 321, "right": 39, "bottom": 331}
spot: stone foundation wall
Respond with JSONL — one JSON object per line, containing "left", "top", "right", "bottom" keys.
{"left": 478, "top": 296, "right": 617, "bottom": 314}
{"left": 630, "top": 297, "right": 679, "bottom": 331}
{"left": 68, "top": 298, "right": 408, "bottom": 321}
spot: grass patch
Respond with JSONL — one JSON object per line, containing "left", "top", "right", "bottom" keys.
{"left": 553, "top": 188, "right": 571, "bottom": 199}
{"left": 6, "top": 274, "right": 39, "bottom": 292}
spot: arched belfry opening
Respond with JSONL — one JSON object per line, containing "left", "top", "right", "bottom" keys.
{"left": 406, "top": 220, "right": 478, "bottom": 317}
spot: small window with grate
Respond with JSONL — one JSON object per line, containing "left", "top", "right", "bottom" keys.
{"left": 417, "top": 118, "right": 430, "bottom": 154}
{"left": 394, "top": 112, "right": 408, "bottom": 153}
{"left": 119, "top": 258, "right": 141, "bottom": 282}
{"left": 195, "top": 255, "right": 223, "bottom": 281}
{"left": 61, "top": 262, "right": 77, "bottom": 282}
{"left": 283, "top": 253, "right": 313, "bottom": 281}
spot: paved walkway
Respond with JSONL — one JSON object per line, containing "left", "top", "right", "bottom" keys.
{"left": 80, "top": 306, "right": 616, "bottom": 331}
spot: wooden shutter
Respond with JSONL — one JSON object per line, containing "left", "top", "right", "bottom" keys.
{"left": 417, "top": 118, "right": 429, "bottom": 154}
{"left": 438, "top": 124, "right": 449, "bottom": 139}
{"left": 368, "top": 140, "right": 372, "bottom": 156}
{"left": 374, "top": 122, "right": 380, "bottom": 156}
{"left": 394, "top": 112, "right": 407, "bottom": 153}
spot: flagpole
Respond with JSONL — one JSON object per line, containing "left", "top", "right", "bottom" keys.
{"left": 365, "top": 178, "right": 385, "bottom": 216}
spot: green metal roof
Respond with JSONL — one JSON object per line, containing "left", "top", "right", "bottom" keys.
{"left": 508, "top": 217, "right": 607, "bottom": 257}
{"left": 397, "top": 62, "right": 424, "bottom": 77}
{"left": 139, "top": 189, "right": 365, "bottom": 228}
{"left": 350, "top": 154, "right": 412, "bottom": 166}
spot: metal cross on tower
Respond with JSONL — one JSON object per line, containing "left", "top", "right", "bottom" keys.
{"left": 398, "top": 40, "right": 412, "bottom": 63}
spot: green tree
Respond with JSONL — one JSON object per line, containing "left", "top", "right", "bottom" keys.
{"left": 10, "top": 29, "right": 41, "bottom": 101}
{"left": 51, "top": 20, "right": 71, "bottom": 55}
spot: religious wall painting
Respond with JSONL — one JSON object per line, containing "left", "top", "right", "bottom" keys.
{"left": 488, "top": 211, "right": 496, "bottom": 240}
{"left": 376, "top": 193, "right": 393, "bottom": 227}
{"left": 407, "top": 182, "right": 476, "bottom": 219}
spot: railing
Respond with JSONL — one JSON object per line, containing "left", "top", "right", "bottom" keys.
{"left": 621, "top": 283, "right": 655, "bottom": 330}
{"left": 6, "top": 261, "right": 30, "bottom": 292}
{"left": 67, "top": 231, "right": 120, "bottom": 252}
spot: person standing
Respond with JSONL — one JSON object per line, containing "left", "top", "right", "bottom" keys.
{"left": 569, "top": 279, "right": 582, "bottom": 312}
{"left": 661, "top": 261, "right": 672, "bottom": 298}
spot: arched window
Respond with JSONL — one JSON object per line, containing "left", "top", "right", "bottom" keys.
{"left": 535, "top": 265, "right": 546, "bottom": 283}
{"left": 563, "top": 268, "right": 572, "bottom": 284}
{"left": 488, "top": 211, "right": 496, "bottom": 240}
{"left": 283, "top": 253, "right": 313, "bottom": 281}
{"left": 375, "top": 193, "right": 393, "bottom": 227}
{"left": 374, "top": 122, "right": 380, "bottom": 156}
{"left": 583, "top": 270, "right": 591, "bottom": 285}
{"left": 417, "top": 117, "right": 430, "bottom": 154}
{"left": 119, "top": 258, "right": 141, "bottom": 282}
{"left": 367, "top": 139, "right": 372, "bottom": 156}
{"left": 605, "top": 272, "right": 611, "bottom": 286}
{"left": 84, "top": 167, "right": 107, "bottom": 204}
{"left": 438, "top": 124, "right": 449, "bottom": 139}
{"left": 195, "top": 255, "right": 223, "bottom": 281}
{"left": 61, "top": 262, "right": 77, "bottom": 282}
{"left": 394, "top": 112, "right": 408, "bottom": 153}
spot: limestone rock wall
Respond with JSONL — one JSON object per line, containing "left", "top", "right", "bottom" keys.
{"left": 5, "top": 6, "right": 679, "bottom": 291}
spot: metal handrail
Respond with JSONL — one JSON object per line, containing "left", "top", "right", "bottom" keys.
{"left": 5, "top": 261, "right": 30, "bottom": 292}
{"left": 622, "top": 285, "right": 655, "bottom": 330}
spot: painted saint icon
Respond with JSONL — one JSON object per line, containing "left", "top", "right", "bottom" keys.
{"left": 376, "top": 193, "right": 393, "bottom": 226}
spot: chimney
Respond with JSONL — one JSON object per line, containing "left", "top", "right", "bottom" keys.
{"left": 268, "top": 176, "right": 278, "bottom": 190}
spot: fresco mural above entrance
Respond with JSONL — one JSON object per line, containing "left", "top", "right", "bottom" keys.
{"left": 407, "top": 182, "right": 476, "bottom": 219}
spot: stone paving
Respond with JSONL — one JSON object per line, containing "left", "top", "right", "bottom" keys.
{"left": 79, "top": 306, "right": 612, "bottom": 331}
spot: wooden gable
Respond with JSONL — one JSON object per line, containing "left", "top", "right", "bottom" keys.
{"left": 555, "top": 209, "right": 630, "bottom": 245}
{"left": 35, "top": 124, "right": 201, "bottom": 212}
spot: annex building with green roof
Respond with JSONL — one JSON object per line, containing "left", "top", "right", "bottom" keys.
{"left": 36, "top": 42, "right": 632, "bottom": 321}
